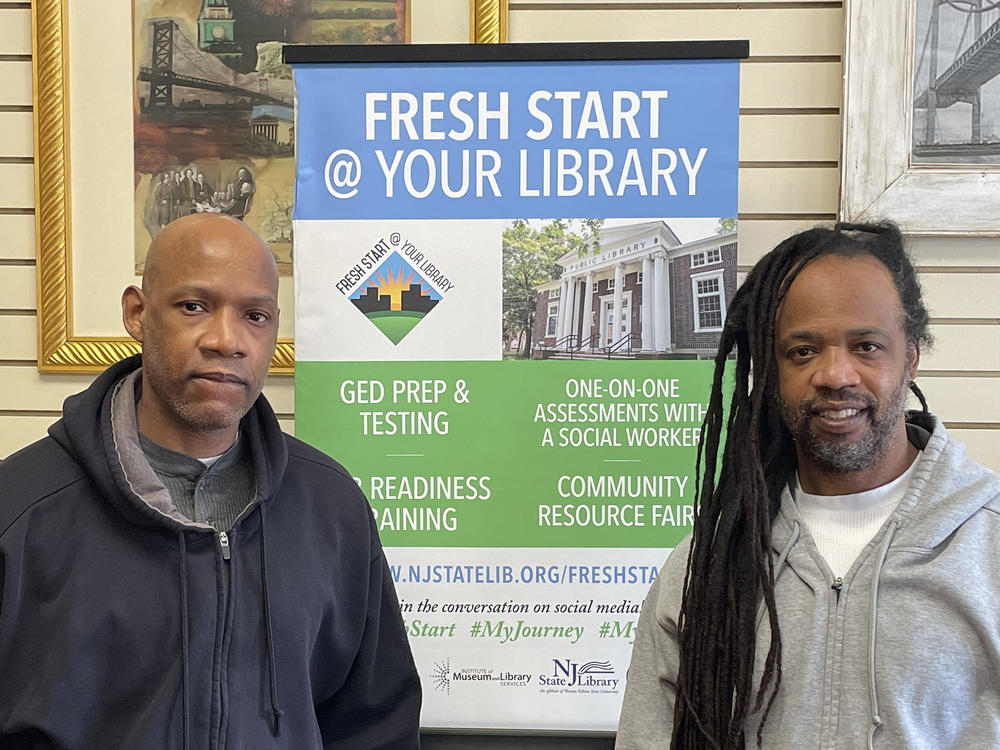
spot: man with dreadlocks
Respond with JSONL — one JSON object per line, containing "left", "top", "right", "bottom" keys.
{"left": 616, "top": 222, "right": 1000, "bottom": 749}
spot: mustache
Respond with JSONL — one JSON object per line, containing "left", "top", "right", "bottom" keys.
{"left": 799, "top": 388, "right": 878, "bottom": 412}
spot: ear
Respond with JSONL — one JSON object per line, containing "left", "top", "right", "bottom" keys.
{"left": 122, "top": 285, "right": 147, "bottom": 343}
{"left": 908, "top": 342, "right": 920, "bottom": 381}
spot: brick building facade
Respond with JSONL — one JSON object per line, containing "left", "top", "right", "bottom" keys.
{"left": 532, "top": 221, "right": 736, "bottom": 358}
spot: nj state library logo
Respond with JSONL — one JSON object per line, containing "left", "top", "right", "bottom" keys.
{"left": 539, "top": 658, "right": 619, "bottom": 693}
{"left": 336, "top": 233, "right": 453, "bottom": 345}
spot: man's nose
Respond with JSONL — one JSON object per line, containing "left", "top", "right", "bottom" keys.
{"left": 201, "top": 310, "right": 245, "bottom": 358}
{"left": 810, "top": 347, "right": 861, "bottom": 390}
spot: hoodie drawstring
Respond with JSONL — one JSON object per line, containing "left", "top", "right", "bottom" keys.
{"left": 756, "top": 521, "right": 801, "bottom": 631}
{"left": 774, "top": 522, "right": 800, "bottom": 582}
{"left": 178, "top": 532, "right": 191, "bottom": 750}
{"left": 867, "top": 520, "right": 899, "bottom": 750}
{"left": 259, "top": 503, "right": 285, "bottom": 736}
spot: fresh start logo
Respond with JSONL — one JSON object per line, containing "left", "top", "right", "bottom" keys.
{"left": 539, "top": 658, "right": 619, "bottom": 693}
{"left": 336, "top": 232, "right": 454, "bottom": 344}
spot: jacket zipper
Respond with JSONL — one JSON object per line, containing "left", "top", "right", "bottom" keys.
{"left": 821, "top": 575, "right": 847, "bottom": 747}
{"left": 214, "top": 530, "right": 233, "bottom": 749}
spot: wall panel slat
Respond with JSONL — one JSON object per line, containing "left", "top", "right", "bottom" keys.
{"left": 0, "top": 266, "right": 36, "bottom": 309}
{"left": 410, "top": 0, "right": 470, "bottom": 41}
{"left": 0, "top": 215, "right": 35, "bottom": 261}
{"left": 738, "top": 221, "right": 1000, "bottom": 266}
{"left": 737, "top": 219, "right": 832, "bottom": 260}
{"left": 0, "top": 111, "right": 33, "bottom": 158}
{"left": 0, "top": 365, "right": 93, "bottom": 409}
{"left": 920, "top": 325, "right": 1000, "bottom": 371}
{"left": 917, "top": 377, "right": 1000, "bottom": 422}
{"left": 738, "top": 166, "right": 839, "bottom": 214}
{"left": 0, "top": 315, "right": 36, "bottom": 360}
{"left": 264, "top": 378, "right": 294, "bottom": 414}
{"left": 0, "top": 60, "right": 32, "bottom": 107}
{"left": 921, "top": 273, "right": 1000, "bottom": 318}
{"left": 740, "top": 113, "right": 840, "bottom": 162}
{"left": 509, "top": 7, "right": 843, "bottom": 56}
{"left": 907, "top": 235, "right": 1000, "bottom": 266}
{"left": 741, "top": 62, "right": 841, "bottom": 109}
{"left": 0, "top": 416, "right": 58, "bottom": 458}
{"left": 510, "top": 0, "right": 841, "bottom": 4}
{"left": 0, "top": 8, "right": 31, "bottom": 54}
{"left": 0, "top": 162, "right": 34, "bottom": 207}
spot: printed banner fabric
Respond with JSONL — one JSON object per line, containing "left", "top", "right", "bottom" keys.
{"left": 292, "top": 45, "right": 740, "bottom": 732}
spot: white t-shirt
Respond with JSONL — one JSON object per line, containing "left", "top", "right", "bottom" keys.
{"left": 196, "top": 431, "right": 237, "bottom": 468}
{"left": 792, "top": 457, "right": 920, "bottom": 578}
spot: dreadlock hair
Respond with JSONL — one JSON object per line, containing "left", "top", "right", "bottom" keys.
{"left": 670, "top": 221, "right": 932, "bottom": 750}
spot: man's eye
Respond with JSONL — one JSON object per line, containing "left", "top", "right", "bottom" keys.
{"left": 247, "top": 311, "right": 269, "bottom": 323}
{"left": 790, "top": 347, "right": 813, "bottom": 358}
{"left": 857, "top": 342, "right": 882, "bottom": 353}
{"left": 182, "top": 302, "right": 204, "bottom": 312}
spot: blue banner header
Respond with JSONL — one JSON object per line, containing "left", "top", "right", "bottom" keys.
{"left": 293, "top": 58, "right": 739, "bottom": 220}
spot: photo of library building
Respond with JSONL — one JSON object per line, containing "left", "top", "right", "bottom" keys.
{"left": 532, "top": 220, "right": 737, "bottom": 359}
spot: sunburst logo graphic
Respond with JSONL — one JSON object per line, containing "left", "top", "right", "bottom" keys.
{"left": 349, "top": 252, "right": 442, "bottom": 344}
{"left": 432, "top": 659, "right": 451, "bottom": 694}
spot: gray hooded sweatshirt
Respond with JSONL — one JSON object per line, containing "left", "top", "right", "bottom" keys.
{"left": 617, "top": 414, "right": 1000, "bottom": 749}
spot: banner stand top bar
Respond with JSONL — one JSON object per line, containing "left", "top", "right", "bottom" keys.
{"left": 283, "top": 40, "right": 750, "bottom": 66}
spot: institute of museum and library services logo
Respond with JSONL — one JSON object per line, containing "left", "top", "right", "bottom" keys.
{"left": 429, "top": 657, "right": 533, "bottom": 696}
{"left": 336, "top": 233, "right": 453, "bottom": 345}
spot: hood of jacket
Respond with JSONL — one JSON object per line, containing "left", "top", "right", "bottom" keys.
{"left": 889, "top": 411, "right": 1000, "bottom": 549}
{"left": 47, "top": 353, "right": 289, "bottom": 531}
{"left": 773, "top": 410, "right": 1000, "bottom": 555}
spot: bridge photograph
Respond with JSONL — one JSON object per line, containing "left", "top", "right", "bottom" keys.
{"left": 913, "top": 0, "right": 1000, "bottom": 163}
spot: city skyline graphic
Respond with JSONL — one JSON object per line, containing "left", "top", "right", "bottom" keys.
{"left": 350, "top": 252, "right": 443, "bottom": 344}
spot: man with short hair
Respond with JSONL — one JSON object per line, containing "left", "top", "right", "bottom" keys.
{"left": 179, "top": 167, "right": 196, "bottom": 213}
{"left": 154, "top": 170, "right": 174, "bottom": 229}
{"left": 172, "top": 169, "right": 185, "bottom": 221}
{"left": 0, "top": 213, "right": 421, "bottom": 748}
{"left": 224, "top": 180, "right": 254, "bottom": 221}
{"left": 193, "top": 171, "right": 213, "bottom": 205}
{"left": 617, "top": 222, "right": 1000, "bottom": 749}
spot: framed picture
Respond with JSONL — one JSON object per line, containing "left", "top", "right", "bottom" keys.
{"left": 841, "top": 0, "right": 1000, "bottom": 235}
{"left": 32, "top": 0, "right": 508, "bottom": 373}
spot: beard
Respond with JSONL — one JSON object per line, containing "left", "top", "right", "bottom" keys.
{"left": 140, "top": 338, "right": 256, "bottom": 437}
{"left": 778, "top": 373, "right": 911, "bottom": 474}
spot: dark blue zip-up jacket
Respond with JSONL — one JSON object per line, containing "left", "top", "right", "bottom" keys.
{"left": 0, "top": 355, "right": 421, "bottom": 748}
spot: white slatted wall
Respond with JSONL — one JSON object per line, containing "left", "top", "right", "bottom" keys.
{"left": 1, "top": 0, "right": 997, "bottom": 469}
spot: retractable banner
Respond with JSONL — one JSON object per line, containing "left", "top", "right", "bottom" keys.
{"left": 291, "top": 43, "right": 742, "bottom": 731}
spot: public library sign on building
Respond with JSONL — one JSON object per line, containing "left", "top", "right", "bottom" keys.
{"left": 533, "top": 221, "right": 736, "bottom": 358}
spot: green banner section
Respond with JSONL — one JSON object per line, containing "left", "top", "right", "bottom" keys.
{"left": 296, "top": 360, "right": 715, "bottom": 548}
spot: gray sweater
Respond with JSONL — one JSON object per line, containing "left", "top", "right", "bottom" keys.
{"left": 617, "top": 415, "right": 1000, "bottom": 749}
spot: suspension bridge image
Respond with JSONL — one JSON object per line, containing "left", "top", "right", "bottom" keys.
{"left": 136, "top": 19, "right": 292, "bottom": 120}
{"left": 913, "top": 0, "right": 1000, "bottom": 162}
{"left": 133, "top": 17, "right": 296, "bottom": 171}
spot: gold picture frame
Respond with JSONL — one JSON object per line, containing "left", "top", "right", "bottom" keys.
{"left": 31, "top": 0, "right": 508, "bottom": 373}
